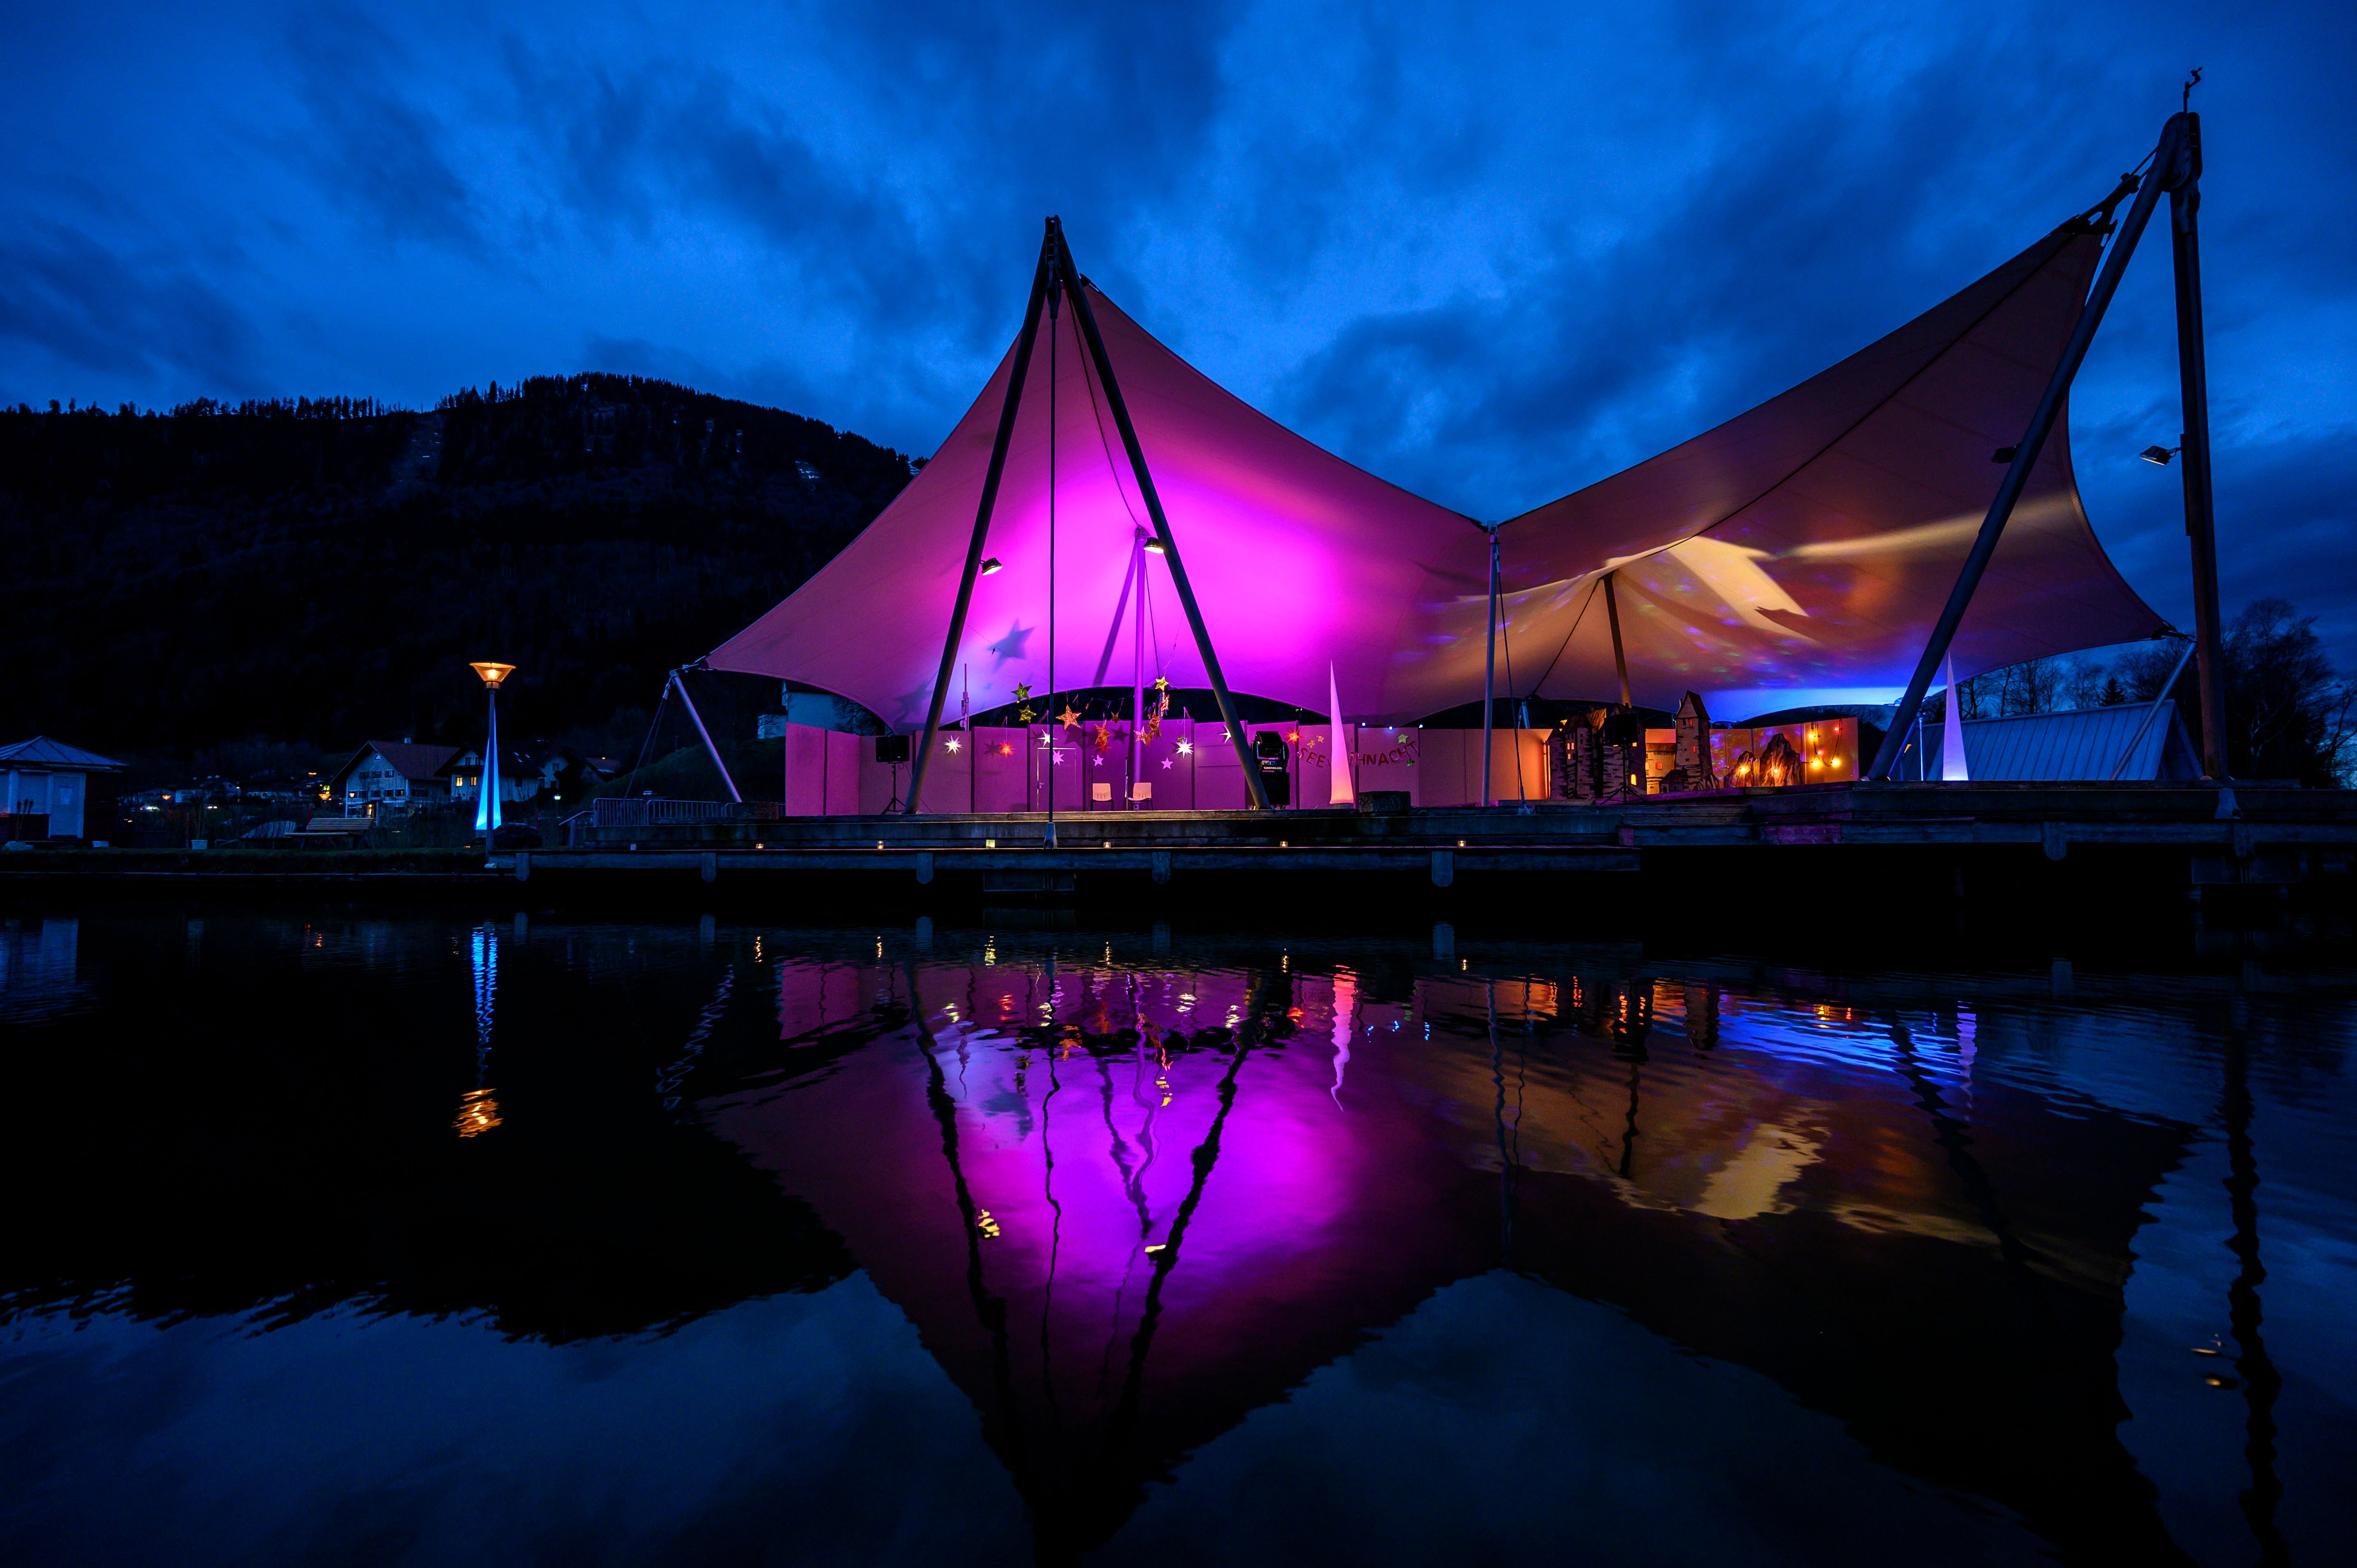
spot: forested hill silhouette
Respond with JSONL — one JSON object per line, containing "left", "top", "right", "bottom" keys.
{"left": 0, "top": 375, "right": 917, "bottom": 766}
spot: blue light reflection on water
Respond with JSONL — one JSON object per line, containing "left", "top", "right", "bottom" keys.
{"left": 0, "top": 908, "right": 2352, "bottom": 1566}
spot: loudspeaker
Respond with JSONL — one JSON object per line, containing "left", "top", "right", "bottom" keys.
{"left": 875, "top": 734, "right": 911, "bottom": 764}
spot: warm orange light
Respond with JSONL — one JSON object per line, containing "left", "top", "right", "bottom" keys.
{"left": 454, "top": 1088, "right": 501, "bottom": 1136}
{"left": 470, "top": 661, "right": 517, "bottom": 689}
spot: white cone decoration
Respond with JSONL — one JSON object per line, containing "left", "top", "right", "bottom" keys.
{"left": 1329, "top": 662, "right": 1356, "bottom": 806}
{"left": 1941, "top": 655, "right": 1971, "bottom": 781}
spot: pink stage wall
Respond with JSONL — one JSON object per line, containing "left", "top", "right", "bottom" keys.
{"left": 780, "top": 718, "right": 1553, "bottom": 816}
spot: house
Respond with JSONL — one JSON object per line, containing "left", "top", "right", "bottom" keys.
{"left": 445, "top": 749, "right": 541, "bottom": 807}
{"left": 533, "top": 747, "right": 623, "bottom": 806}
{"left": 1, "top": 736, "right": 126, "bottom": 841}
{"left": 329, "top": 740, "right": 461, "bottom": 814}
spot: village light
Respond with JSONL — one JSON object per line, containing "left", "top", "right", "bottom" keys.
{"left": 470, "top": 662, "right": 515, "bottom": 837}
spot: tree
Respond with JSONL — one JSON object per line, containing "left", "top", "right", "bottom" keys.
{"left": 2097, "top": 676, "right": 2128, "bottom": 707}
{"left": 2112, "top": 641, "right": 2185, "bottom": 703}
{"left": 2223, "top": 598, "right": 2352, "bottom": 785}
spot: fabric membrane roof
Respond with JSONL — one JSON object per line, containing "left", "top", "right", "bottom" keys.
{"left": 1477, "top": 221, "right": 2166, "bottom": 714}
{"left": 710, "top": 282, "right": 1487, "bottom": 727}
{"left": 713, "top": 217, "right": 2163, "bottom": 728}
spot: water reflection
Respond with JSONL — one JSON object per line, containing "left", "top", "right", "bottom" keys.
{"left": 1, "top": 910, "right": 2352, "bottom": 1566}
{"left": 709, "top": 944, "right": 2216, "bottom": 1561}
{"left": 454, "top": 923, "right": 503, "bottom": 1135}
{"left": 0, "top": 914, "right": 80, "bottom": 1021}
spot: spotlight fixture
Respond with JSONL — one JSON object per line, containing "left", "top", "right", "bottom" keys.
{"left": 980, "top": 556, "right": 1004, "bottom": 574}
{"left": 1139, "top": 529, "right": 1166, "bottom": 555}
{"left": 2140, "top": 445, "right": 2180, "bottom": 467}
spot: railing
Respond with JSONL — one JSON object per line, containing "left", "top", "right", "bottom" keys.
{"left": 581, "top": 798, "right": 781, "bottom": 833}
{"left": 589, "top": 797, "right": 730, "bottom": 827}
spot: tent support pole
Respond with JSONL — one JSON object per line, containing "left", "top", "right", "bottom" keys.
{"left": 1867, "top": 117, "right": 2188, "bottom": 781}
{"left": 1050, "top": 219, "right": 1271, "bottom": 810}
{"left": 673, "top": 668, "right": 742, "bottom": 804}
{"left": 1603, "top": 571, "right": 1632, "bottom": 707}
{"left": 2170, "top": 115, "right": 2228, "bottom": 778}
{"left": 2109, "top": 634, "right": 2198, "bottom": 781}
{"left": 906, "top": 226, "right": 1057, "bottom": 815}
{"left": 1130, "top": 530, "right": 1146, "bottom": 807}
{"left": 1483, "top": 526, "right": 1499, "bottom": 807}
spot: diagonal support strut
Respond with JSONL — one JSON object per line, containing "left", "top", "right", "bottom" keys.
{"left": 906, "top": 227, "right": 1058, "bottom": 815}
{"left": 1868, "top": 117, "right": 2196, "bottom": 780}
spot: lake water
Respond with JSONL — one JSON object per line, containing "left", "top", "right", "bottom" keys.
{"left": 3, "top": 904, "right": 2352, "bottom": 1565}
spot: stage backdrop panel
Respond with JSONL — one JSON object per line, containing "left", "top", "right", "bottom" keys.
{"left": 1417, "top": 729, "right": 1551, "bottom": 807}
{"left": 1356, "top": 728, "right": 1420, "bottom": 801}
{"left": 973, "top": 728, "right": 1029, "bottom": 814}
{"left": 783, "top": 724, "right": 867, "bottom": 816}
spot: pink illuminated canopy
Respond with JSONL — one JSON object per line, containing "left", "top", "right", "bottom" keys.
{"left": 708, "top": 282, "right": 1487, "bottom": 727}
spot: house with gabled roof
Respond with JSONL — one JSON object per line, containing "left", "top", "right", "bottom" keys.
{"left": 329, "top": 740, "right": 461, "bottom": 815}
{"left": 2, "top": 736, "right": 126, "bottom": 840}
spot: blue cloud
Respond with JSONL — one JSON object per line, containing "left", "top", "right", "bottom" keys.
{"left": 0, "top": 0, "right": 2348, "bottom": 666}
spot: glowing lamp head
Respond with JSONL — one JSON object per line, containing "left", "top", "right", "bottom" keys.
{"left": 1142, "top": 535, "right": 1166, "bottom": 555}
{"left": 470, "top": 661, "right": 516, "bottom": 689}
{"left": 2140, "top": 445, "right": 2178, "bottom": 467}
{"left": 979, "top": 557, "right": 1004, "bottom": 575}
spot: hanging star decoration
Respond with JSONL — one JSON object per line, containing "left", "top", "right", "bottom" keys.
{"left": 1175, "top": 738, "right": 1193, "bottom": 756}
{"left": 1012, "top": 682, "right": 1035, "bottom": 724}
{"left": 1059, "top": 704, "right": 1082, "bottom": 732}
{"left": 1144, "top": 675, "right": 1170, "bottom": 742}
{"left": 945, "top": 738, "right": 960, "bottom": 754}
{"left": 1091, "top": 722, "right": 1113, "bottom": 758}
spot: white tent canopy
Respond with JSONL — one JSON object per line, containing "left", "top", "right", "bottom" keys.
{"left": 1469, "top": 220, "right": 2164, "bottom": 714}
{"left": 711, "top": 218, "right": 2163, "bottom": 732}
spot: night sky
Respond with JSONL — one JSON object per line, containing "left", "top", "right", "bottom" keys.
{"left": 4, "top": 2, "right": 2350, "bottom": 670}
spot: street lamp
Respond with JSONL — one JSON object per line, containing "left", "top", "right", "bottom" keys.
{"left": 469, "top": 662, "right": 515, "bottom": 837}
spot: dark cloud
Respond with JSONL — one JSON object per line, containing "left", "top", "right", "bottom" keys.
{"left": 281, "top": 9, "right": 485, "bottom": 253}
{"left": 0, "top": 0, "right": 2349, "bottom": 664}
{"left": 0, "top": 221, "right": 262, "bottom": 394}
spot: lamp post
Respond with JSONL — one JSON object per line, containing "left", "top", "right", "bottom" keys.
{"left": 470, "top": 662, "right": 516, "bottom": 838}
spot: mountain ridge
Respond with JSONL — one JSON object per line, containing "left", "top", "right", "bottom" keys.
{"left": 0, "top": 374, "right": 917, "bottom": 769}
